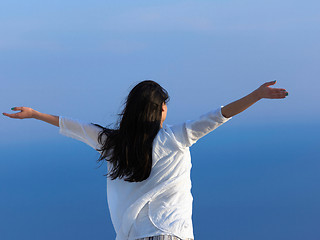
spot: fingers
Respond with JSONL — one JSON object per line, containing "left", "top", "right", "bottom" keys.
{"left": 2, "top": 112, "right": 21, "bottom": 118}
{"left": 270, "top": 89, "right": 288, "bottom": 99}
{"left": 264, "top": 80, "right": 277, "bottom": 86}
{"left": 2, "top": 107, "right": 24, "bottom": 118}
{"left": 264, "top": 81, "right": 289, "bottom": 97}
{"left": 273, "top": 88, "right": 287, "bottom": 93}
{"left": 273, "top": 93, "right": 286, "bottom": 99}
{"left": 11, "top": 107, "right": 23, "bottom": 111}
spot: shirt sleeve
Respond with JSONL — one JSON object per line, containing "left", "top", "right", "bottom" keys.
{"left": 59, "top": 116, "right": 104, "bottom": 150}
{"left": 169, "top": 106, "right": 232, "bottom": 149}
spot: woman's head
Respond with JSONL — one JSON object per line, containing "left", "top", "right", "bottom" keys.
{"left": 121, "top": 80, "right": 169, "bottom": 130}
{"left": 95, "top": 80, "right": 169, "bottom": 182}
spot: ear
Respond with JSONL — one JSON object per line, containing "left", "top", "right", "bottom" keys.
{"left": 162, "top": 103, "right": 166, "bottom": 111}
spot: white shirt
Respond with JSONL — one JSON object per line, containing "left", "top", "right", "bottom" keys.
{"left": 59, "top": 106, "right": 232, "bottom": 240}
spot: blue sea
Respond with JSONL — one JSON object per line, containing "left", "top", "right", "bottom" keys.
{"left": 1, "top": 123, "right": 319, "bottom": 240}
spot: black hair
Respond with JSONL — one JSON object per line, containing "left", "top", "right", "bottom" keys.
{"left": 93, "top": 80, "right": 169, "bottom": 182}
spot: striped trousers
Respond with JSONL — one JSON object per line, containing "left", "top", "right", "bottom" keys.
{"left": 136, "top": 236, "right": 194, "bottom": 240}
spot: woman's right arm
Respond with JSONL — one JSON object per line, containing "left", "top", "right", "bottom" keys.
{"left": 3, "top": 107, "right": 59, "bottom": 127}
{"left": 170, "top": 80, "right": 288, "bottom": 149}
{"left": 221, "top": 80, "right": 288, "bottom": 118}
{"left": 3, "top": 107, "right": 104, "bottom": 150}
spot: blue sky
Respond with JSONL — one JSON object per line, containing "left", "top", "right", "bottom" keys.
{"left": 1, "top": 0, "right": 319, "bottom": 143}
{"left": 0, "top": 1, "right": 319, "bottom": 239}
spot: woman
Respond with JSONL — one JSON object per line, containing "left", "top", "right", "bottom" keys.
{"left": 3, "top": 80, "right": 288, "bottom": 240}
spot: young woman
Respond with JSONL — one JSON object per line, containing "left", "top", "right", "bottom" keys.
{"left": 3, "top": 80, "right": 288, "bottom": 240}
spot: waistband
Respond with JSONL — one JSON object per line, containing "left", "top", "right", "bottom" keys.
{"left": 135, "top": 235, "right": 194, "bottom": 240}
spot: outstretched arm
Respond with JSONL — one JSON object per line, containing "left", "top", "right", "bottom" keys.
{"left": 2, "top": 107, "right": 59, "bottom": 127}
{"left": 221, "top": 80, "right": 288, "bottom": 118}
{"left": 3, "top": 107, "right": 104, "bottom": 150}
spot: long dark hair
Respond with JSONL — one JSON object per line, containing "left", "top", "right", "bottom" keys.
{"left": 94, "top": 80, "right": 169, "bottom": 182}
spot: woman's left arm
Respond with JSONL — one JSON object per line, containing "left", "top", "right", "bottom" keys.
{"left": 221, "top": 80, "right": 288, "bottom": 118}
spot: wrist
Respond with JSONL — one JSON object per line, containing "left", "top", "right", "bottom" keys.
{"left": 32, "top": 109, "right": 40, "bottom": 119}
{"left": 252, "top": 89, "right": 262, "bottom": 101}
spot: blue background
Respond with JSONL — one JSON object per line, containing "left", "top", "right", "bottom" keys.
{"left": 1, "top": 0, "right": 319, "bottom": 239}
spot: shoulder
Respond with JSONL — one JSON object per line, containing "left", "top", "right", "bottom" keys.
{"left": 156, "top": 123, "right": 190, "bottom": 150}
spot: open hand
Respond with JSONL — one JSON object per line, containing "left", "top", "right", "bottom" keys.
{"left": 255, "top": 80, "right": 288, "bottom": 99}
{"left": 2, "top": 107, "right": 35, "bottom": 119}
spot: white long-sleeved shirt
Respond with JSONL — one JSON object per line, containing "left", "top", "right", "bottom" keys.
{"left": 59, "top": 106, "right": 232, "bottom": 240}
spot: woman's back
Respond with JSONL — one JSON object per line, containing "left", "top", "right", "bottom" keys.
{"left": 59, "top": 106, "right": 232, "bottom": 240}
